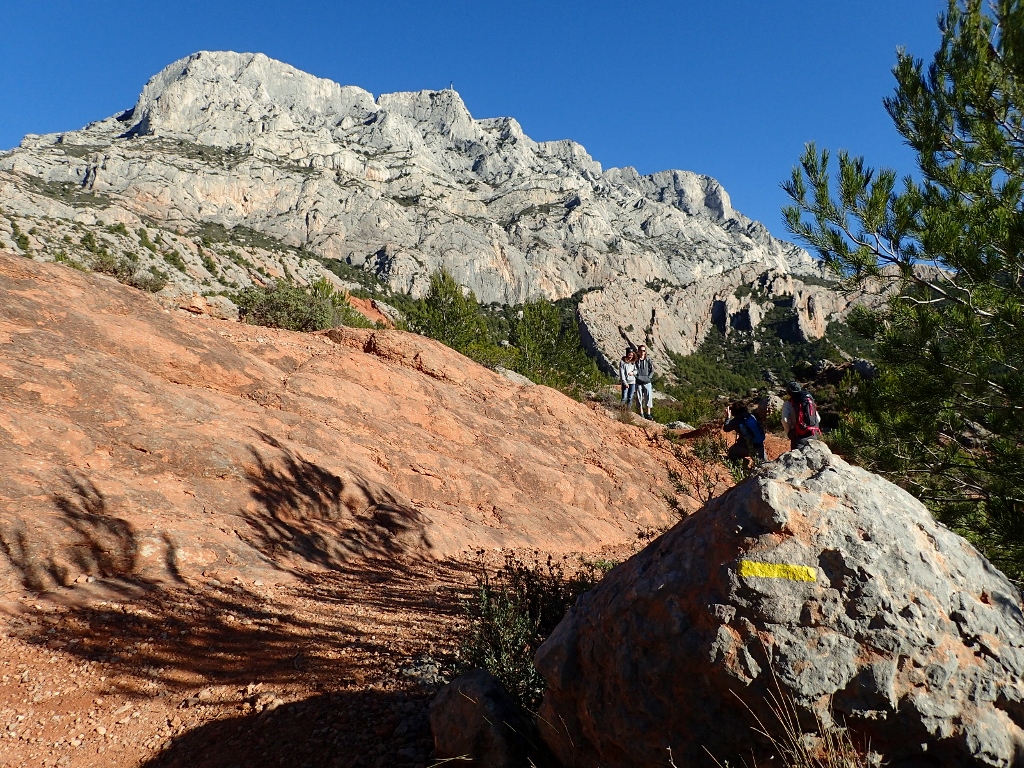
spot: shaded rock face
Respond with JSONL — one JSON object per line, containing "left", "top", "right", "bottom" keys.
{"left": 429, "top": 669, "right": 537, "bottom": 768}
{"left": 576, "top": 265, "right": 889, "bottom": 371}
{"left": 0, "top": 51, "right": 880, "bottom": 368}
{"left": 535, "top": 442, "right": 1024, "bottom": 768}
{"left": 0, "top": 253, "right": 678, "bottom": 592}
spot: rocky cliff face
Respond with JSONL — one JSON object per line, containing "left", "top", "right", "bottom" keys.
{"left": 0, "top": 51, "right": 882, "bottom": 367}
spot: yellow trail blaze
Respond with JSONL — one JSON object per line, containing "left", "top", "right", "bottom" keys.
{"left": 738, "top": 560, "right": 817, "bottom": 582}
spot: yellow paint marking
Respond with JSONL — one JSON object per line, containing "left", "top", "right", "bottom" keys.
{"left": 739, "top": 560, "right": 817, "bottom": 582}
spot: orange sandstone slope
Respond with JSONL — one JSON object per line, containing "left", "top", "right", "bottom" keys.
{"left": 0, "top": 252, "right": 680, "bottom": 592}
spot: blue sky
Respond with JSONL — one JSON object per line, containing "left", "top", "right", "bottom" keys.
{"left": 0, "top": 0, "right": 945, "bottom": 240}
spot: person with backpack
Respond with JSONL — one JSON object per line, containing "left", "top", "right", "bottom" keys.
{"left": 724, "top": 401, "right": 767, "bottom": 464}
{"left": 781, "top": 381, "right": 822, "bottom": 449}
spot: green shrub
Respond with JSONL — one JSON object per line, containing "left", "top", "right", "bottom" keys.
{"left": 80, "top": 231, "right": 100, "bottom": 253}
{"left": 404, "top": 270, "right": 608, "bottom": 397}
{"left": 163, "top": 250, "right": 188, "bottom": 273}
{"left": 89, "top": 248, "right": 129, "bottom": 277}
{"left": 460, "top": 553, "right": 612, "bottom": 709}
{"left": 510, "top": 299, "right": 604, "bottom": 395}
{"left": 407, "top": 269, "right": 490, "bottom": 353}
{"left": 106, "top": 222, "right": 129, "bottom": 236}
{"left": 651, "top": 393, "right": 718, "bottom": 426}
{"left": 199, "top": 248, "right": 219, "bottom": 277}
{"left": 137, "top": 228, "right": 158, "bottom": 253}
{"left": 54, "top": 250, "right": 87, "bottom": 271}
{"left": 462, "top": 341, "right": 520, "bottom": 370}
{"left": 128, "top": 267, "right": 168, "bottom": 293}
{"left": 89, "top": 249, "right": 167, "bottom": 293}
{"left": 10, "top": 220, "right": 31, "bottom": 254}
{"left": 235, "top": 277, "right": 374, "bottom": 332}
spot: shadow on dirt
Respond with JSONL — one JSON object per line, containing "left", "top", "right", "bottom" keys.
{"left": 4, "top": 555, "right": 467, "bottom": 696}
{"left": 239, "top": 431, "right": 433, "bottom": 570}
{"left": 139, "top": 689, "right": 436, "bottom": 768}
{"left": 0, "top": 434, "right": 463, "bottom": 762}
{"left": 1, "top": 450, "right": 467, "bottom": 694}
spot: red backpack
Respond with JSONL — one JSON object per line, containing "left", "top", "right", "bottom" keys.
{"left": 791, "top": 391, "right": 821, "bottom": 438}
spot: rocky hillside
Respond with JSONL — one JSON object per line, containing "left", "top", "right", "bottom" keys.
{"left": 0, "top": 251, "right": 681, "bottom": 594}
{"left": 0, "top": 51, "right": 887, "bottom": 369}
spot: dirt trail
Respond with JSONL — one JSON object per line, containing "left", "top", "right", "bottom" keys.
{"left": 1, "top": 557, "right": 474, "bottom": 768}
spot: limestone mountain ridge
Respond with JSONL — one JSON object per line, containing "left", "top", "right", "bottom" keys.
{"left": 0, "top": 51, "right": 886, "bottom": 367}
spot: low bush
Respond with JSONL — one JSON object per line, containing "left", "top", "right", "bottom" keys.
{"left": 235, "top": 277, "right": 374, "bottom": 332}
{"left": 199, "top": 248, "right": 219, "bottom": 277}
{"left": 89, "top": 250, "right": 168, "bottom": 293}
{"left": 406, "top": 269, "right": 608, "bottom": 398}
{"left": 137, "top": 228, "right": 158, "bottom": 253}
{"left": 651, "top": 393, "right": 718, "bottom": 426}
{"left": 510, "top": 299, "right": 604, "bottom": 396}
{"left": 54, "top": 250, "right": 87, "bottom": 271}
{"left": 126, "top": 267, "right": 169, "bottom": 293}
{"left": 666, "top": 435, "right": 742, "bottom": 510}
{"left": 406, "top": 269, "right": 490, "bottom": 352}
{"left": 14, "top": 228, "right": 31, "bottom": 253}
{"left": 459, "top": 553, "right": 614, "bottom": 709}
{"left": 163, "top": 250, "right": 188, "bottom": 273}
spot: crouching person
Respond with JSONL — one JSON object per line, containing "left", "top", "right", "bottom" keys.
{"left": 724, "top": 401, "right": 767, "bottom": 465}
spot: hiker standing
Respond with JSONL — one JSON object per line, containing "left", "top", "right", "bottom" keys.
{"left": 724, "top": 401, "right": 767, "bottom": 464}
{"left": 618, "top": 350, "right": 629, "bottom": 401}
{"left": 634, "top": 345, "right": 654, "bottom": 420}
{"left": 781, "top": 381, "right": 822, "bottom": 449}
{"left": 619, "top": 350, "right": 637, "bottom": 408}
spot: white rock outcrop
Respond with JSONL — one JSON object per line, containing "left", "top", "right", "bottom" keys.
{"left": 536, "top": 442, "right": 1024, "bottom": 767}
{"left": 0, "top": 51, "right": 886, "bottom": 365}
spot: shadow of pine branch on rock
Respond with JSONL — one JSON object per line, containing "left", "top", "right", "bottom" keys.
{"left": 239, "top": 430, "right": 432, "bottom": 571}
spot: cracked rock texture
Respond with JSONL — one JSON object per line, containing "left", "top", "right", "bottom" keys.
{"left": 0, "top": 50, "right": 888, "bottom": 367}
{"left": 0, "top": 252, "right": 680, "bottom": 593}
{"left": 535, "top": 442, "right": 1024, "bottom": 767}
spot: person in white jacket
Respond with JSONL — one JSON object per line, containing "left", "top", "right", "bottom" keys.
{"left": 619, "top": 350, "right": 637, "bottom": 408}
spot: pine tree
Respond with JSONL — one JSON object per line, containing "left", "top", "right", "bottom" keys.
{"left": 407, "top": 269, "right": 489, "bottom": 353}
{"left": 511, "top": 300, "right": 602, "bottom": 393}
{"left": 782, "top": 0, "right": 1024, "bottom": 578}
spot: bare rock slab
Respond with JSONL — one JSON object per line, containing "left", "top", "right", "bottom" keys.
{"left": 535, "top": 442, "right": 1024, "bottom": 767}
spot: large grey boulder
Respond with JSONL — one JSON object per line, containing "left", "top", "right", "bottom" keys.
{"left": 535, "top": 442, "right": 1024, "bottom": 767}
{"left": 429, "top": 669, "right": 538, "bottom": 768}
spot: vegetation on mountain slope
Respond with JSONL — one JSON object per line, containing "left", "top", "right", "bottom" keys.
{"left": 235, "top": 277, "right": 376, "bottom": 332}
{"left": 783, "top": 0, "right": 1024, "bottom": 580}
{"left": 403, "top": 269, "right": 606, "bottom": 397}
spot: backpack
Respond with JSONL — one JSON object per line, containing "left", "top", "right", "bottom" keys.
{"left": 738, "top": 413, "right": 765, "bottom": 445}
{"left": 791, "top": 391, "right": 821, "bottom": 438}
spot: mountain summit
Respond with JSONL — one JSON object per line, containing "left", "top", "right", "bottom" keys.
{"left": 0, "top": 51, "right": 881, "bottom": 366}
